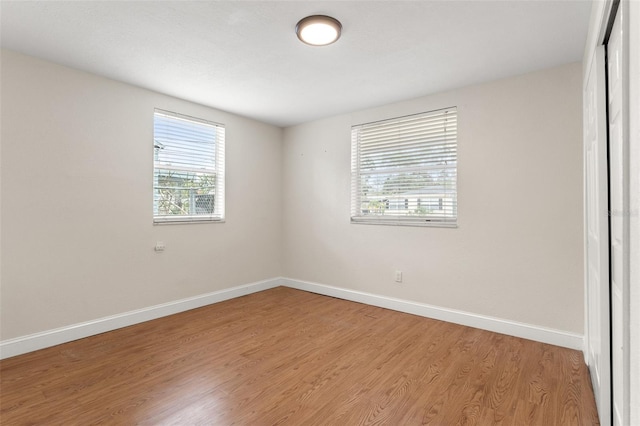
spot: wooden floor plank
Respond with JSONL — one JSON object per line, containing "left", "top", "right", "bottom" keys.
{"left": 0, "top": 287, "right": 600, "bottom": 425}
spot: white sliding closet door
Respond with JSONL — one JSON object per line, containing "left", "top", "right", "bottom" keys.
{"left": 584, "top": 45, "right": 610, "bottom": 426}
{"left": 607, "top": 6, "right": 629, "bottom": 426}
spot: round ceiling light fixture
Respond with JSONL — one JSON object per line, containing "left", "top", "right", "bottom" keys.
{"left": 296, "top": 15, "right": 342, "bottom": 46}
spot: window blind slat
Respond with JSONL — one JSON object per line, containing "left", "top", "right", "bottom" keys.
{"left": 358, "top": 121, "right": 457, "bottom": 142}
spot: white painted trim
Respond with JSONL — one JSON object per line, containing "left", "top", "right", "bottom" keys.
{"left": 280, "top": 278, "right": 584, "bottom": 351}
{"left": 583, "top": 0, "right": 614, "bottom": 78}
{"left": 629, "top": 1, "right": 640, "bottom": 423}
{"left": 583, "top": 52, "right": 590, "bottom": 362}
{"left": 0, "top": 278, "right": 281, "bottom": 360}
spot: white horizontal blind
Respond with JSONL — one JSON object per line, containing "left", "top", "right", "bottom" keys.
{"left": 351, "top": 107, "right": 457, "bottom": 226}
{"left": 153, "top": 109, "right": 225, "bottom": 223}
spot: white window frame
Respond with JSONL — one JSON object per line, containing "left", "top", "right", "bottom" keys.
{"left": 153, "top": 109, "right": 225, "bottom": 224}
{"left": 350, "top": 107, "right": 457, "bottom": 227}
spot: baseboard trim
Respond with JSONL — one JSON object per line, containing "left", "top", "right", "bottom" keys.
{"left": 280, "top": 278, "right": 584, "bottom": 351}
{"left": 0, "top": 278, "right": 281, "bottom": 360}
{"left": 1, "top": 276, "right": 584, "bottom": 359}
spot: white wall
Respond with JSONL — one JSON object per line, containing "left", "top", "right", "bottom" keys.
{"left": 0, "top": 50, "right": 283, "bottom": 340}
{"left": 282, "top": 62, "right": 584, "bottom": 333}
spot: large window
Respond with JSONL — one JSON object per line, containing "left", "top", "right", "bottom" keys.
{"left": 350, "top": 107, "right": 457, "bottom": 226}
{"left": 153, "top": 109, "right": 225, "bottom": 223}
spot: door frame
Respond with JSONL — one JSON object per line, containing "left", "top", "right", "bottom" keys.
{"left": 627, "top": 1, "right": 639, "bottom": 424}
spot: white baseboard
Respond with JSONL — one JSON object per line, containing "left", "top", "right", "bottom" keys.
{"left": 0, "top": 278, "right": 281, "bottom": 360}
{"left": 1, "top": 276, "right": 584, "bottom": 359}
{"left": 280, "top": 278, "right": 584, "bottom": 351}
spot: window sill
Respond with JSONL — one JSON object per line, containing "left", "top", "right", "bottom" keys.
{"left": 153, "top": 217, "right": 225, "bottom": 225}
{"left": 350, "top": 217, "right": 457, "bottom": 228}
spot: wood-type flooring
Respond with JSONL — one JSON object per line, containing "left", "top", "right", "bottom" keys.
{"left": 1, "top": 287, "right": 599, "bottom": 425}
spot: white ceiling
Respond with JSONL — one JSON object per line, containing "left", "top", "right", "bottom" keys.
{"left": 1, "top": 1, "right": 592, "bottom": 128}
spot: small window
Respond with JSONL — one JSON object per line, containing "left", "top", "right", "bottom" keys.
{"left": 153, "top": 109, "right": 225, "bottom": 223}
{"left": 350, "top": 107, "right": 457, "bottom": 226}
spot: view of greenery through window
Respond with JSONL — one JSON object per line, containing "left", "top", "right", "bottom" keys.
{"left": 154, "top": 171, "right": 216, "bottom": 216}
{"left": 360, "top": 170, "right": 455, "bottom": 216}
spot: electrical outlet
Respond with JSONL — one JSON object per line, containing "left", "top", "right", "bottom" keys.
{"left": 395, "top": 270, "right": 402, "bottom": 283}
{"left": 154, "top": 241, "right": 165, "bottom": 252}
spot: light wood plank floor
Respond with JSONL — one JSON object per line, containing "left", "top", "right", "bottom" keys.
{"left": 1, "top": 287, "right": 599, "bottom": 425}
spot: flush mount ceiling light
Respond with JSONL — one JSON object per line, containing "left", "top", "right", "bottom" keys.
{"left": 296, "top": 15, "right": 342, "bottom": 46}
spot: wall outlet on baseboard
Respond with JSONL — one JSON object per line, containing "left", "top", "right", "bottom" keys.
{"left": 395, "top": 270, "right": 402, "bottom": 283}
